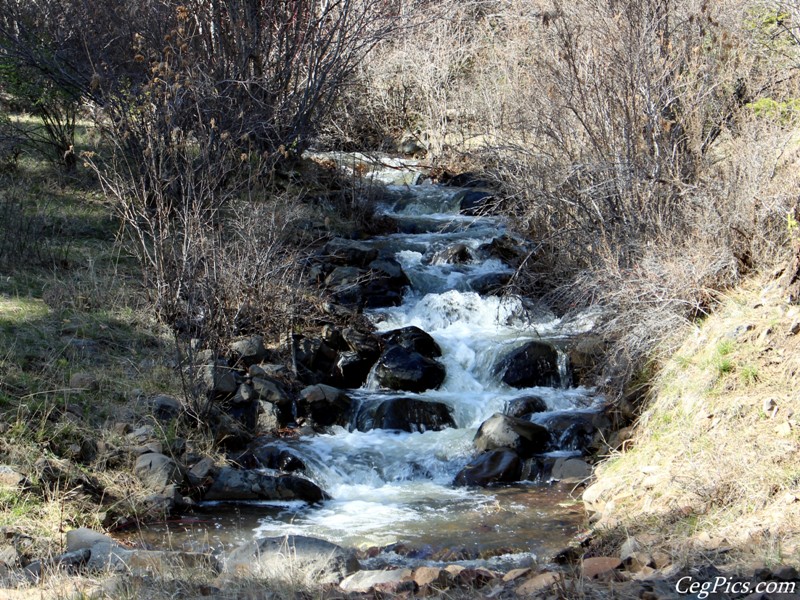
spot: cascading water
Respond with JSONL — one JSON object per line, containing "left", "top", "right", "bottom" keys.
{"left": 141, "top": 157, "right": 603, "bottom": 569}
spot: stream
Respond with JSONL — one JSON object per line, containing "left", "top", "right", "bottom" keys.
{"left": 130, "top": 154, "right": 603, "bottom": 571}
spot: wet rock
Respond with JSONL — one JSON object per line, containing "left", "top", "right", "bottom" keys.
{"left": 469, "top": 272, "right": 512, "bottom": 295}
{"left": 227, "top": 536, "right": 358, "bottom": 585}
{"left": 331, "top": 351, "right": 376, "bottom": 388}
{"left": 505, "top": 395, "right": 547, "bottom": 418}
{"left": 371, "top": 397, "right": 454, "bottom": 433}
{"left": 340, "top": 569, "right": 413, "bottom": 593}
{"left": 495, "top": 341, "right": 561, "bottom": 388}
{"left": 204, "top": 468, "right": 327, "bottom": 503}
{"left": 534, "top": 411, "right": 610, "bottom": 453}
{"left": 454, "top": 448, "right": 522, "bottom": 486}
{"left": 298, "top": 384, "right": 352, "bottom": 428}
{"left": 253, "top": 446, "right": 306, "bottom": 473}
{"left": 429, "top": 243, "right": 472, "bottom": 265}
{"left": 342, "top": 328, "right": 382, "bottom": 357}
{"left": 479, "top": 234, "right": 524, "bottom": 260}
{"left": 474, "top": 413, "right": 550, "bottom": 458}
{"left": 375, "top": 345, "right": 446, "bottom": 392}
{"left": 134, "top": 453, "right": 183, "bottom": 493}
{"left": 381, "top": 326, "right": 441, "bottom": 358}
{"left": 229, "top": 335, "right": 271, "bottom": 367}
{"left": 324, "top": 238, "right": 378, "bottom": 267}
{"left": 369, "top": 257, "right": 411, "bottom": 287}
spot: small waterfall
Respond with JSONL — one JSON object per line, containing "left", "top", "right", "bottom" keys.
{"left": 212, "top": 159, "right": 602, "bottom": 564}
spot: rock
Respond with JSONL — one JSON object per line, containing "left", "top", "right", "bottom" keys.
{"left": 455, "top": 189, "right": 493, "bottom": 216}
{"left": 341, "top": 328, "right": 382, "bottom": 357}
{"left": 187, "top": 457, "right": 216, "bottom": 486}
{"left": 413, "top": 566, "right": 448, "bottom": 587}
{"left": 369, "top": 257, "right": 411, "bottom": 287}
{"left": 454, "top": 448, "right": 523, "bottom": 486}
{"left": 470, "top": 272, "right": 512, "bottom": 295}
{"left": 133, "top": 453, "right": 183, "bottom": 493}
{"left": 256, "top": 401, "right": 282, "bottom": 433}
{"left": 399, "top": 138, "right": 426, "bottom": 156}
{"left": 253, "top": 446, "right": 306, "bottom": 473}
{"left": 516, "top": 572, "right": 560, "bottom": 596}
{"left": 495, "top": 341, "right": 562, "bottom": 388}
{"left": 200, "top": 361, "right": 238, "bottom": 395}
{"left": 69, "top": 372, "right": 98, "bottom": 391}
{"left": 331, "top": 351, "right": 376, "bottom": 388}
{"left": 66, "top": 528, "right": 115, "bottom": 552}
{"left": 213, "top": 413, "right": 254, "bottom": 449}
{"left": 0, "top": 465, "right": 25, "bottom": 488}
{"left": 249, "top": 363, "right": 289, "bottom": 378}
{"left": 505, "top": 395, "right": 548, "bottom": 418}
{"left": 229, "top": 335, "right": 270, "bottom": 367}
{"left": 381, "top": 326, "right": 441, "bottom": 358}
{"left": 325, "top": 266, "right": 367, "bottom": 287}
{"left": 474, "top": 413, "right": 550, "bottom": 458}
{"left": 582, "top": 556, "right": 622, "bottom": 579}
{"left": 324, "top": 238, "right": 378, "bottom": 267}
{"left": 479, "top": 235, "right": 526, "bottom": 265}
{"left": 340, "top": 569, "right": 413, "bottom": 593}
{"left": 374, "top": 345, "right": 446, "bottom": 392}
{"left": 772, "top": 564, "right": 799, "bottom": 581}
{"left": 429, "top": 244, "right": 472, "bottom": 265}
{"left": 370, "top": 398, "right": 454, "bottom": 433}
{"left": 227, "top": 536, "right": 358, "bottom": 585}
{"left": 251, "top": 377, "right": 290, "bottom": 404}
{"left": 535, "top": 411, "right": 610, "bottom": 453}
{"left": 204, "top": 468, "right": 327, "bottom": 503}
{"left": 298, "top": 384, "right": 352, "bottom": 428}
{"left": 503, "top": 568, "right": 531, "bottom": 582}
{"left": 551, "top": 458, "right": 592, "bottom": 481}
{"left": 150, "top": 395, "right": 182, "bottom": 421}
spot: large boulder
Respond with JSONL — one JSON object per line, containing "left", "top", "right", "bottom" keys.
{"left": 371, "top": 398, "right": 454, "bottom": 433}
{"left": 473, "top": 413, "right": 550, "bottom": 458}
{"left": 453, "top": 448, "right": 522, "bottom": 487}
{"left": 469, "top": 272, "right": 512, "bottom": 295}
{"left": 298, "top": 384, "right": 352, "bottom": 428}
{"left": 204, "top": 468, "right": 328, "bottom": 503}
{"left": 226, "top": 535, "right": 359, "bottom": 585}
{"left": 381, "top": 326, "right": 441, "bottom": 358}
{"left": 374, "top": 346, "right": 446, "bottom": 392}
{"left": 324, "top": 238, "right": 378, "bottom": 267}
{"left": 495, "top": 341, "right": 562, "bottom": 388}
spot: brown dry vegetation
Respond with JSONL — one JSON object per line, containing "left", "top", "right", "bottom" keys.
{"left": 584, "top": 275, "right": 800, "bottom": 569}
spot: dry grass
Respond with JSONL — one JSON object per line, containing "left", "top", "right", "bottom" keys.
{"left": 585, "top": 275, "right": 800, "bottom": 568}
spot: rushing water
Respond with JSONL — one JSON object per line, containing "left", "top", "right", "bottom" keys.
{"left": 131, "top": 156, "right": 601, "bottom": 568}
